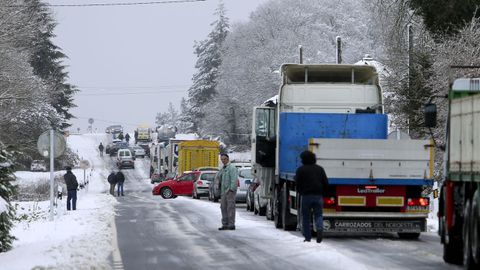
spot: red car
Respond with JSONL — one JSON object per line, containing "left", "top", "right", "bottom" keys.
{"left": 152, "top": 171, "right": 199, "bottom": 199}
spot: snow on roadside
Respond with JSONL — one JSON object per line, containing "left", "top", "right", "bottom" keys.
{"left": 0, "top": 133, "right": 116, "bottom": 270}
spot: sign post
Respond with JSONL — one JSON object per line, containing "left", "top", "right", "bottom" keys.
{"left": 37, "top": 130, "right": 66, "bottom": 221}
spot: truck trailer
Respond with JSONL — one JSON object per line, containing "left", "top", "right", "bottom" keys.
{"left": 251, "top": 63, "right": 434, "bottom": 238}
{"left": 427, "top": 78, "right": 480, "bottom": 269}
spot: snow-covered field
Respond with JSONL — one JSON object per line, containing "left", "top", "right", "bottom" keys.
{"left": 1, "top": 134, "right": 117, "bottom": 270}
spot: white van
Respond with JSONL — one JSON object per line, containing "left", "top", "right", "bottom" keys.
{"left": 116, "top": 149, "right": 134, "bottom": 169}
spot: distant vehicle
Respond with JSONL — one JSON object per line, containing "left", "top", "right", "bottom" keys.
{"left": 116, "top": 149, "right": 134, "bottom": 169}
{"left": 192, "top": 170, "right": 217, "bottom": 199}
{"left": 136, "top": 126, "right": 152, "bottom": 142}
{"left": 231, "top": 162, "right": 251, "bottom": 170}
{"left": 109, "top": 141, "right": 129, "bottom": 157}
{"left": 105, "top": 125, "right": 123, "bottom": 134}
{"left": 30, "top": 160, "right": 47, "bottom": 172}
{"left": 236, "top": 167, "right": 253, "bottom": 203}
{"left": 177, "top": 140, "right": 219, "bottom": 175}
{"left": 129, "top": 145, "right": 146, "bottom": 158}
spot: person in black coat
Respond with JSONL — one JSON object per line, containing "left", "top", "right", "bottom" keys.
{"left": 295, "top": 150, "right": 329, "bottom": 243}
{"left": 107, "top": 171, "right": 116, "bottom": 196}
{"left": 116, "top": 170, "right": 125, "bottom": 196}
{"left": 64, "top": 166, "right": 79, "bottom": 210}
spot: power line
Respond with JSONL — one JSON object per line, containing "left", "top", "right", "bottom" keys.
{"left": 76, "top": 89, "right": 187, "bottom": 96}
{"left": 5, "top": 0, "right": 205, "bottom": 8}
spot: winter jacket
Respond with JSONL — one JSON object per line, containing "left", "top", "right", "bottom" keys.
{"left": 98, "top": 144, "right": 104, "bottom": 151}
{"left": 64, "top": 171, "right": 78, "bottom": 191}
{"left": 107, "top": 173, "right": 116, "bottom": 184}
{"left": 219, "top": 163, "right": 238, "bottom": 195}
{"left": 116, "top": 171, "right": 125, "bottom": 184}
{"left": 295, "top": 164, "right": 329, "bottom": 196}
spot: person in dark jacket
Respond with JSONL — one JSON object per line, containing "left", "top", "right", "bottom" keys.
{"left": 107, "top": 171, "right": 116, "bottom": 196}
{"left": 64, "top": 166, "right": 79, "bottom": 210}
{"left": 116, "top": 170, "right": 125, "bottom": 196}
{"left": 98, "top": 143, "right": 104, "bottom": 156}
{"left": 295, "top": 150, "right": 329, "bottom": 243}
{"left": 125, "top": 133, "right": 130, "bottom": 143}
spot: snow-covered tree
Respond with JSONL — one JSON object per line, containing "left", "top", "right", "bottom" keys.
{"left": 0, "top": 144, "right": 17, "bottom": 252}
{"left": 155, "top": 102, "right": 178, "bottom": 128}
{"left": 206, "top": 0, "right": 380, "bottom": 144}
{"left": 186, "top": 1, "right": 229, "bottom": 134}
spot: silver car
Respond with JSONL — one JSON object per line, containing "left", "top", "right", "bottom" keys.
{"left": 129, "top": 145, "right": 146, "bottom": 158}
{"left": 192, "top": 170, "right": 218, "bottom": 199}
{"left": 236, "top": 167, "right": 253, "bottom": 203}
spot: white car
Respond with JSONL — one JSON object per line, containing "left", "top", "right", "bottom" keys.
{"left": 30, "top": 160, "right": 47, "bottom": 172}
{"left": 129, "top": 145, "right": 146, "bottom": 158}
{"left": 236, "top": 167, "right": 253, "bottom": 202}
{"left": 116, "top": 149, "right": 135, "bottom": 169}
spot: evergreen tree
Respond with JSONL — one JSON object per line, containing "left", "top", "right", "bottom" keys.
{"left": 0, "top": 144, "right": 17, "bottom": 252}
{"left": 25, "top": 0, "right": 78, "bottom": 130}
{"left": 186, "top": 1, "right": 229, "bottom": 133}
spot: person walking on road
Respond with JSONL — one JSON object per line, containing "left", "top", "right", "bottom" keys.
{"left": 218, "top": 154, "right": 238, "bottom": 230}
{"left": 116, "top": 170, "right": 125, "bottom": 196}
{"left": 98, "top": 142, "right": 104, "bottom": 157}
{"left": 64, "top": 166, "right": 79, "bottom": 210}
{"left": 125, "top": 133, "right": 130, "bottom": 143}
{"left": 108, "top": 171, "right": 116, "bottom": 196}
{"left": 295, "top": 150, "right": 329, "bottom": 243}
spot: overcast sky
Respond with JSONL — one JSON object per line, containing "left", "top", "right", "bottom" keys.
{"left": 47, "top": 0, "right": 267, "bottom": 133}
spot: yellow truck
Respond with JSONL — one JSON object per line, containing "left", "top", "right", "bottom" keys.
{"left": 177, "top": 140, "right": 220, "bottom": 175}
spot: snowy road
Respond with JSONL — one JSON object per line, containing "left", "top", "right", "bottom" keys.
{"left": 110, "top": 158, "right": 461, "bottom": 270}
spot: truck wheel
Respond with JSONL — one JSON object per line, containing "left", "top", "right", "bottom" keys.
{"left": 464, "top": 199, "right": 480, "bottom": 269}
{"left": 398, "top": 233, "right": 420, "bottom": 239}
{"left": 471, "top": 191, "right": 480, "bottom": 266}
{"left": 281, "top": 183, "right": 296, "bottom": 231}
{"left": 161, "top": 187, "right": 173, "bottom": 199}
{"left": 274, "top": 187, "right": 283, "bottom": 228}
{"left": 259, "top": 205, "right": 267, "bottom": 216}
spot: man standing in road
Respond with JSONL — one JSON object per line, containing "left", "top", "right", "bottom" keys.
{"left": 295, "top": 150, "right": 329, "bottom": 243}
{"left": 98, "top": 142, "right": 104, "bottom": 157}
{"left": 116, "top": 170, "right": 125, "bottom": 196}
{"left": 218, "top": 154, "right": 238, "bottom": 230}
{"left": 64, "top": 166, "right": 79, "bottom": 210}
{"left": 108, "top": 171, "right": 116, "bottom": 196}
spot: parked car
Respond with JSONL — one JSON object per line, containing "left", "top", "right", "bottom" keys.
{"left": 192, "top": 170, "right": 217, "bottom": 199}
{"left": 236, "top": 167, "right": 253, "bottom": 203}
{"left": 116, "top": 149, "right": 134, "bottom": 169}
{"left": 30, "top": 160, "right": 47, "bottom": 172}
{"left": 208, "top": 171, "right": 221, "bottom": 202}
{"left": 246, "top": 178, "right": 260, "bottom": 212}
{"left": 109, "top": 141, "right": 129, "bottom": 156}
{"left": 129, "top": 145, "right": 146, "bottom": 158}
{"left": 152, "top": 171, "right": 199, "bottom": 199}
{"left": 137, "top": 143, "right": 150, "bottom": 156}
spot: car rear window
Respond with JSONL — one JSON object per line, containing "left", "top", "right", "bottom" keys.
{"left": 200, "top": 173, "right": 216, "bottom": 181}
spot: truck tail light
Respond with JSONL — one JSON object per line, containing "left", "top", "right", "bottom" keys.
{"left": 407, "top": 198, "right": 429, "bottom": 206}
{"left": 324, "top": 197, "right": 335, "bottom": 206}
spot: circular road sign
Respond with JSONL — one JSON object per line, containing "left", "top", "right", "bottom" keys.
{"left": 88, "top": 118, "right": 94, "bottom": 124}
{"left": 79, "top": 160, "right": 90, "bottom": 170}
{"left": 37, "top": 130, "right": 66, "bottom": 158}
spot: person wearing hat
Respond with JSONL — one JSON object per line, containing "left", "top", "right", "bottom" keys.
{"left": 64, "top": 166, "right": 79, "bottom": 210}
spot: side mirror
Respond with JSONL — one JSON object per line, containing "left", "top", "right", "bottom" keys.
{"left": 424, "top": 103, "right": 437, "bottom": 128}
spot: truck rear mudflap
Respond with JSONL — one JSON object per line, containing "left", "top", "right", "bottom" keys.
{"left": 323, "top": 217, "right": 426, "bottom": 233}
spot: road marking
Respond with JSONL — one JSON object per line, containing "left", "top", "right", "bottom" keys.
{"left": 112, "top": 214, "right": 125, "bottom": 270}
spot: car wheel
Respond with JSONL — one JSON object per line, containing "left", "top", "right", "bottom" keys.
{"left": 161, "top": 187, "right": 174, "bottom": 199}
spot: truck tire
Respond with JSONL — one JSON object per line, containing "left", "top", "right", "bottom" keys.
{"left": 274, "top": 187, "right": 283, "bottom": 229}
{"left": 464, "top": 198, "right": 480, "bottom": 269}
{"left": 281, "top": 183, "right": 296, "bottom": 231}
{"left": 471, "top": 191, "right": 480, "bottom": 266}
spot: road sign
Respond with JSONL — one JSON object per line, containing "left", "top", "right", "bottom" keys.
{"left": 88, "top": 118, "right": 94, "bottom": 124}
{"left": 37, "top": 130, "right": 66, "bottom": 158}
{"left": 79, "top": 160, "right": 90, "bottom": 170}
